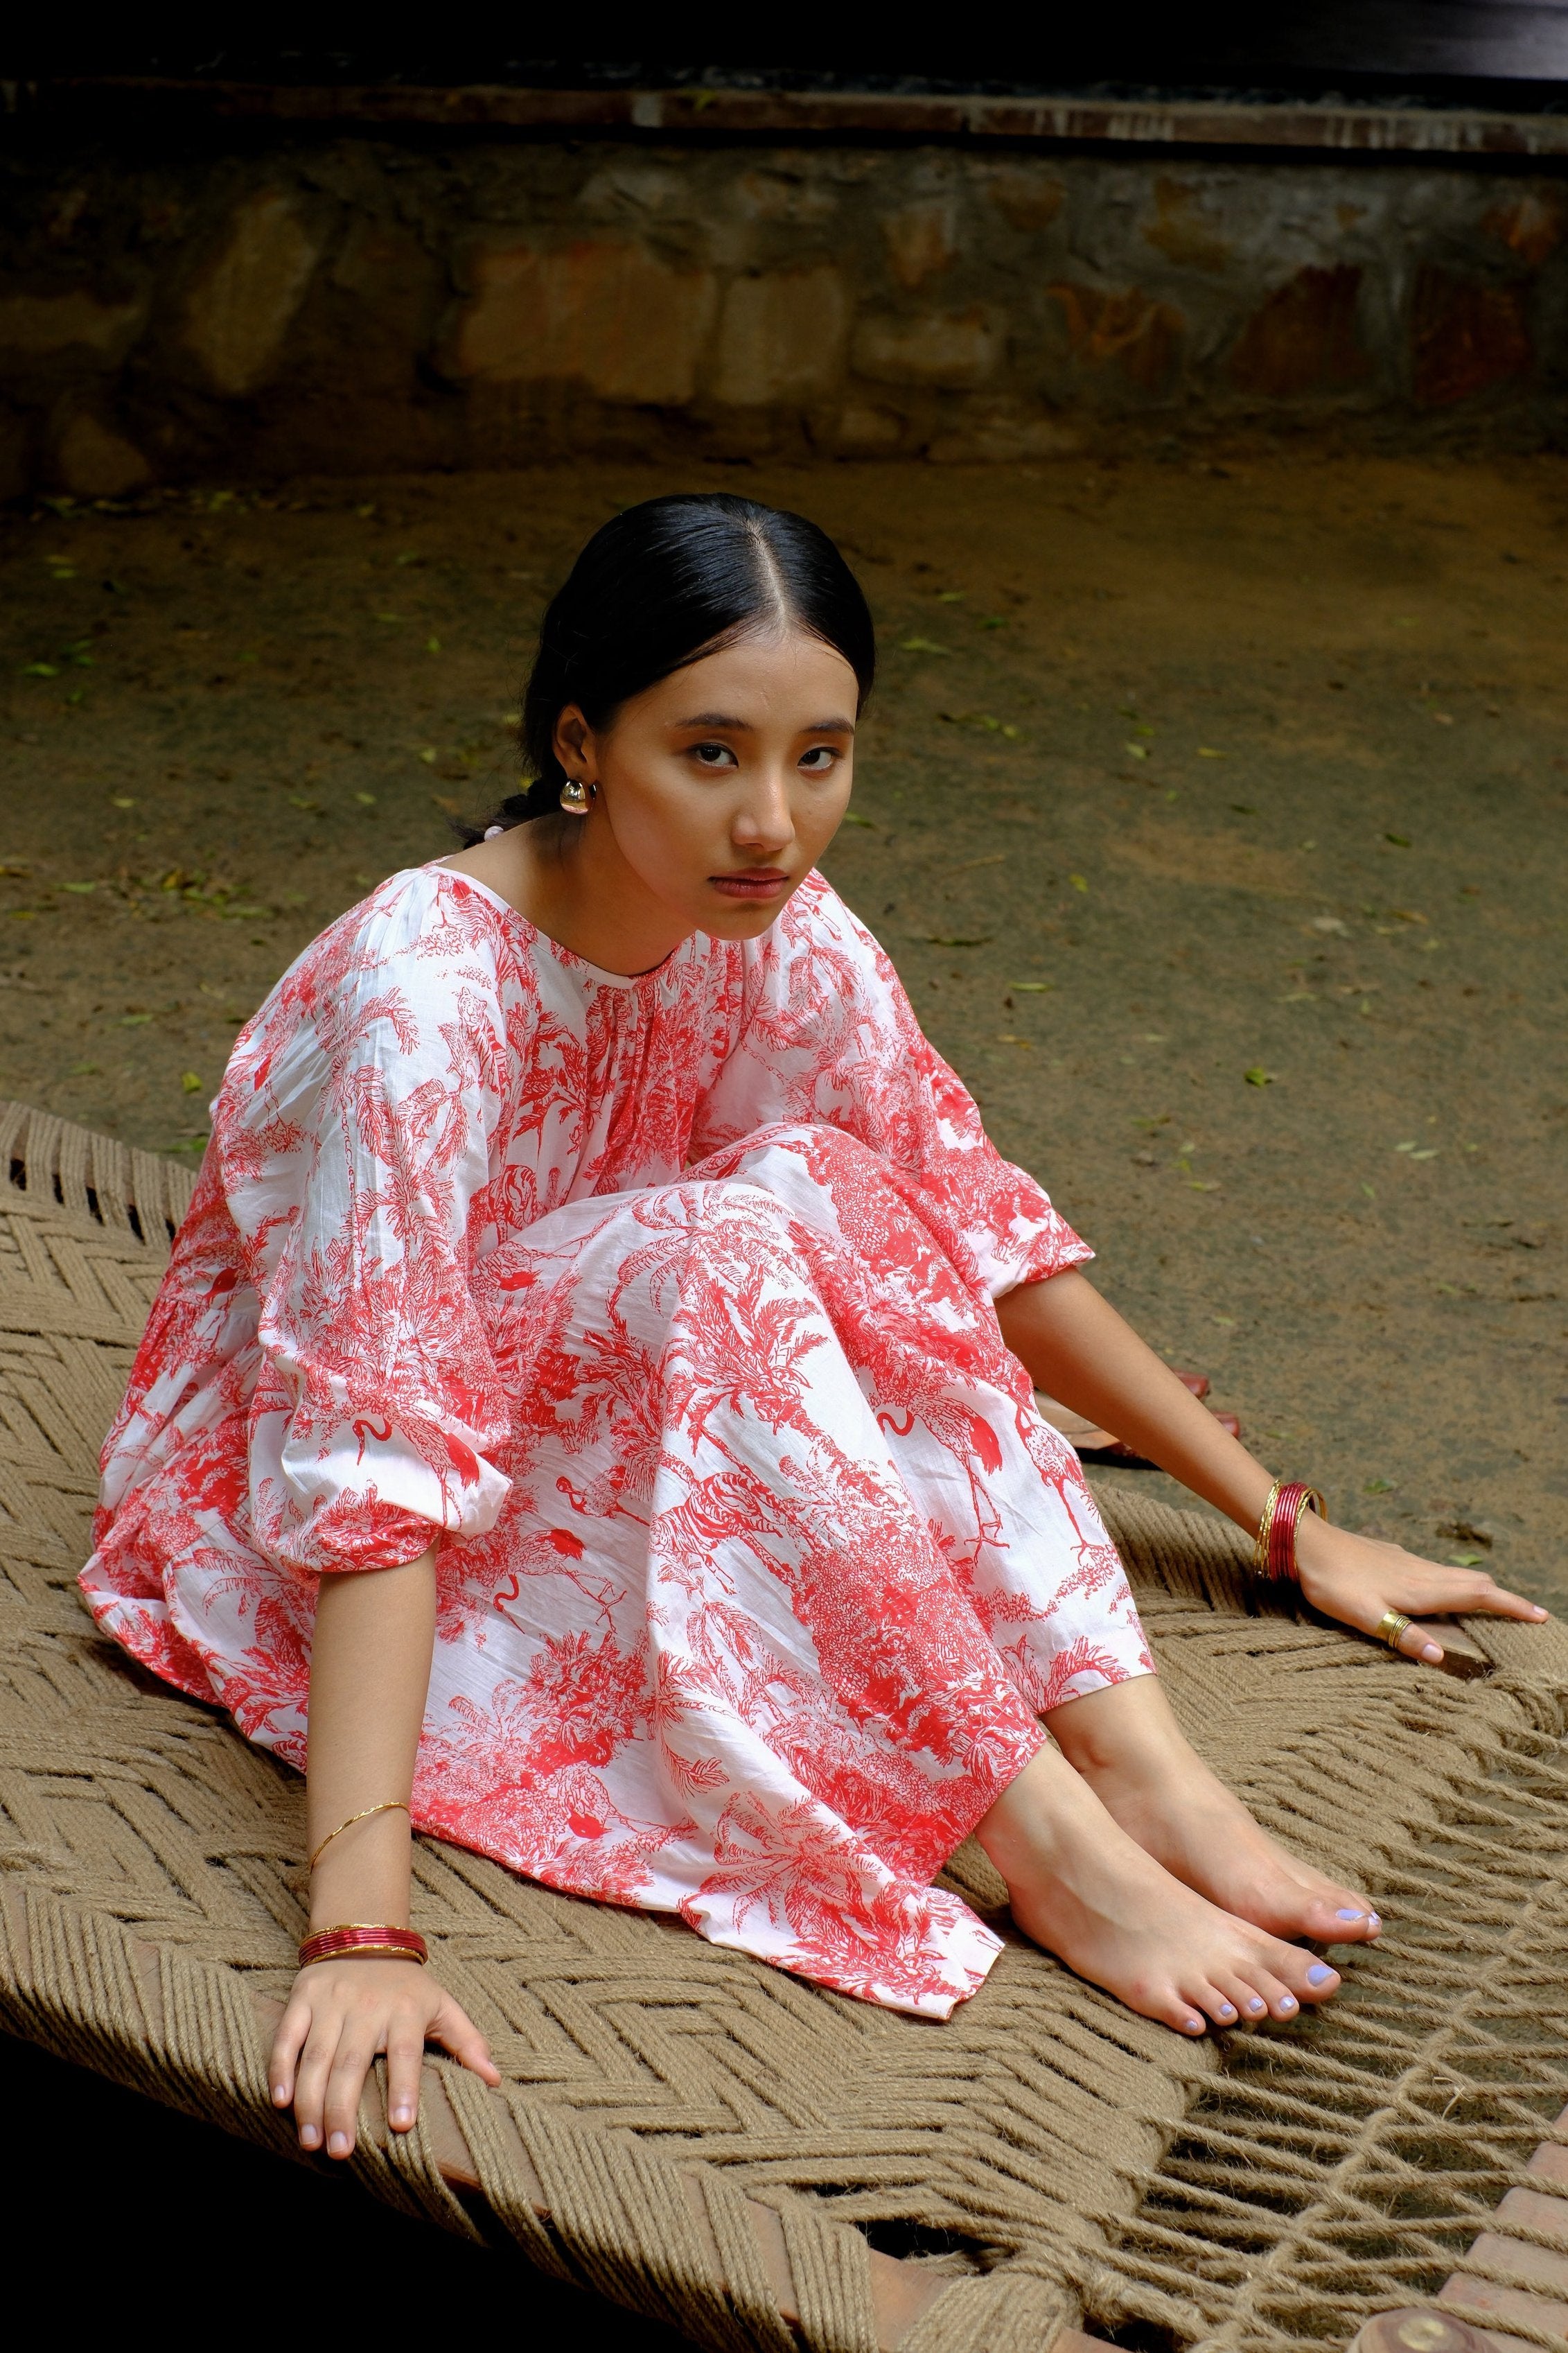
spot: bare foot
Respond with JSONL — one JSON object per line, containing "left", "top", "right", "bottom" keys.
{"left": 976, "top": 1743, "right": 1342, "bottom": 2036}
{"left": 1047, "top": 1677, "right": 1381, "bottom": 1948}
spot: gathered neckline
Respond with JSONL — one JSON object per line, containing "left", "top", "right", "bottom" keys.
{"left": 420, "top": 861, "right": 694, "bottom": 992}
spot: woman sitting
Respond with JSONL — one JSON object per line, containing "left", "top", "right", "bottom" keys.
{"left": 82, "top": 493, "right": 1542, "bottom": 2164}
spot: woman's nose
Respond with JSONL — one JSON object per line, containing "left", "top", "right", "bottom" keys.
{"left": 734, "top": 773, "right": 794, "bottom": 848}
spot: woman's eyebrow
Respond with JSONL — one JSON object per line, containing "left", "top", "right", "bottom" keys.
{"left": 670, "top": 712, "right": 856, "bottom": 733}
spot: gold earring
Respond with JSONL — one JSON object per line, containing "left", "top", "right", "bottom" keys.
{"left": 560, "top": 778, "right": 590, "bottom": 814}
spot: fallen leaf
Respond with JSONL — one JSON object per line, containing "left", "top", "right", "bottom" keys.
{"left": 1385, "top": 832, "right": 1411, "bottom": 847}
{"left": 1012, "top": 981, "right": 1054, "bottom": 992}
{"left": 899, "top": 637, "right": 949, "bottom": 655}
{"left": 1244, "top": 1067, "right": 1274, "bottom": 1087}
{"left": 1068, "top": 874, "right": 1088, "bottom": 893}
{"left": 354, "top": 791, "right": 377, "bottom": 807}
{"left": 1364, "top": 1476, "right": 1395, "bottom": 1494}
{"left": 1124, "top": 742, "right": 1149, "bottom": 760}
{"left": 120, "top": 1013, "right": 153, "bottom": 1026}
{"left": 936, "top": 590, "right": 965, "bottom": 602}
{"left": 840, "top": 812, "right": 878, "bottom": 828}
{"left": 1448, "top": 1552, "right": 1488, "bottom": 1567}
{"left": 956, "top": 852, "right": 1005, "bottom": 869}
{"left": 21, "top": 662, "right": 59, "bottom": 677}
{"left": 110, "top": 795, "right": 135, "bottom": 809}
{"left": 1311, "top": 915, "right": 1348, "bottom": 934}
{"left": 1197, "top": 746, "right": 1226, "bottom": 758}
{"left": 425, "top": 638, "right": 441, "bottom": 654}
{"left": 180, "top": 1071, "right": 204, "bottom": 1094}
{"left": 61, "top": 881, "right": 96, "bottom": 894}
{"left": 1189, "top": 1180, "right": 1222, "bottom": 1191}
{"left": 925, "top": 934, "right": 992, "bottom": 947}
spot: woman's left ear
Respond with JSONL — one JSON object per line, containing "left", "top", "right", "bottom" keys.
{"left": 554, "top": 704, "right": 597, "bottom": 780}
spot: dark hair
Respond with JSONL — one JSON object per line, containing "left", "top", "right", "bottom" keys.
{"left": 456, "top": 493, "right": 876, "bottom": 840}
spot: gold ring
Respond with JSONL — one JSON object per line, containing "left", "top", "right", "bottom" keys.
{"left": 1374, "top": 1609, "right": 1413, "bottom": 1652}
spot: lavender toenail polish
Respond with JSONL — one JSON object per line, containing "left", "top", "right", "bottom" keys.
{"left": 1336, "top": 1908, "right": 1363, "bottom": 1921}
{"left": 1217, "top": 2002, "right": 1236, "bottom": 2018}
{"left": 1307, "top": 1963, "right": 1333, "bottom": 1985}
{"left": 1247, "top": 1997, "right": 1266, "bottom": 2013}
{"left": 1278, "top": 1993, "right": 1297, "bottom": 2011}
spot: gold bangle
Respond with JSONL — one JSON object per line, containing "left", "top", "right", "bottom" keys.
{"left": 308, "top": 1799, "right": 410, "bottom": 1874}
{"left": 1253, "top": 1478, "right": 1284, "bottom": 1576}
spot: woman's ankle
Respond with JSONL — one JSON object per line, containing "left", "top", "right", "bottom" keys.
{"left": 1044, "top": 1672, "right": 1191, "bottom": 1778}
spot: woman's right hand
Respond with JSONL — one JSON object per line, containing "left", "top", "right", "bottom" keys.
{"left": 270, "top": 1957, "right": 501, "bottom": 2157}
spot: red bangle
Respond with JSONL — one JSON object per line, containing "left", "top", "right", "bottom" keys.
{"left": 297, "top": 1925, "right": 428, "bottom": 1968}
{"left": 1254, "top": 1481, "right": 1329, "bottom": 1582}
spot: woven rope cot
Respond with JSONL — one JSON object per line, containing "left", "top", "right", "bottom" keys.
{"left": 3, "top": 1094, "right": 1567, "bottom": 2353}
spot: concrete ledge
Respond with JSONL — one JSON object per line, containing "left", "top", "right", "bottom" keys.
{"left": 17, "top": 76, "right": 1568, "bottom": 160}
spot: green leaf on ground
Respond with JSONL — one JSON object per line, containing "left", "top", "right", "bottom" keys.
{"left": 1244, "top": 1067, "right": 1274, "bottom": 1087}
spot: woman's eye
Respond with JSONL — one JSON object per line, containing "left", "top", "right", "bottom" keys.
{"left": 691, "top": 742, "right": 736, "bottom": 769}
{"left": 799, "top": 746, "right": 838, "bottom": 773}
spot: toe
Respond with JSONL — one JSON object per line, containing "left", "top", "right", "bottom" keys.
{"left": 1147, "top": 1982, "right": 1210, "bottom": 2035}
{"left": 1301, "top": 1893, "right": 1378, "bottom": 1943}
{"left": 1213, "top": 1972, "right": 1265, "bottom": 2023}
{"left": 1297, "top": 1957, "right": 1340, "bottom": 2003}
{"left": 1250, "top": 1927, "right": 1343, "bottom": 2006}
{"left": 1253, "top": 1970, "right": 1301, "bottom": 2021}
{"left": 1196, "top": 1982, "right": 1240, "bottom": 2028}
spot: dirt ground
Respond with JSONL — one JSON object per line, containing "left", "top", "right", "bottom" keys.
{"left": 2, "top": 451, "right": 1565, "bottom": 1607}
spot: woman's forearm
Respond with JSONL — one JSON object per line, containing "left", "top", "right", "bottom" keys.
{"left": 306, "top": 1546, "right": 437, "bottom": 1930}
{"left": 996, "top": 1272, "right": 1276, "bottom": 1535}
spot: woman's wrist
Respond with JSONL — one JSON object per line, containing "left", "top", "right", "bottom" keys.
{"left": 306, "top": 1805, "right": 414, "bottom": 1934}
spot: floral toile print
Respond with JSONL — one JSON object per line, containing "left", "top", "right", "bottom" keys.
{"left": 82, "top": 864, "right": 1152, "bottom": 2016}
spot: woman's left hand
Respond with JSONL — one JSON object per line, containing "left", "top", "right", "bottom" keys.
{"left": 1294, "top": 1519, "right": 1547, "bottom": 1662}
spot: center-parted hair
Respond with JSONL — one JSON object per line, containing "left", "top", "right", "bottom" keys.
{"left": 459, "top": 493, "right": 877, "bottom": 839}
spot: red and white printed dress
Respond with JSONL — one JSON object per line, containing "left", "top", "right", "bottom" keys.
{"left": 83, "top": 864, "right": 1152, "bottom": 2016}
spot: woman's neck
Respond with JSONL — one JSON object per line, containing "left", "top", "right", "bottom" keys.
{"left": 439, "top": 820, "right": 694, "bottom": 977}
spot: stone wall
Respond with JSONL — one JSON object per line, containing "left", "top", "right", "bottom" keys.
{"left": 3, "top": 125, "right": 1565, "bottom": 497}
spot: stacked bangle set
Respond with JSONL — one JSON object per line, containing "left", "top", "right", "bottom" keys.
{"left": 1253, "top": 1476, "right": 1413, "bottom": 1655}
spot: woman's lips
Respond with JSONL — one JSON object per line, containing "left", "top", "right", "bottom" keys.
{"left": 709, "top": 870, "right": 791, "bottom": 900}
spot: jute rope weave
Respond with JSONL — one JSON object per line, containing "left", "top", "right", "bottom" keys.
{"left": 2, "top": 1094, "right": 1567, "bottom": 2353}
